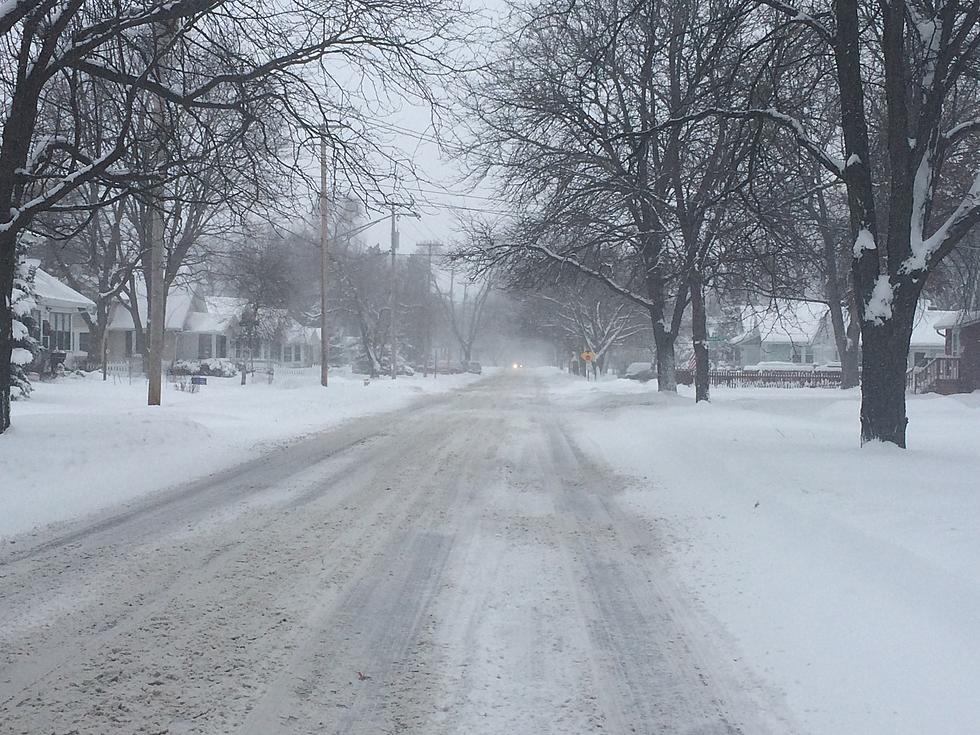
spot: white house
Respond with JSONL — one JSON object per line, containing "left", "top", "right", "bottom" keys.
{"left": 106, "top": 286, "right": 319, "bottom": 367}
{"left": 730, "top": 299, "right": 957, "bottom": 370}
{"left": 29, "top": 264, "right": 95, "bottom": 368}
{"left": 225, "top": 303, "right": 320, "bottom": 367}
{"left": 731, "top": 301, "right": 836, "bottom": 367}
{"left": 106, "top": 286, "right": 205, "bottom": 362}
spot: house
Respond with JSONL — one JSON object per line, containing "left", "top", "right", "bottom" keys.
{"left": 106, "top": 286, "right": 206, "bottom": 363}
{"left": 28, "top": 264, "right": 95, "bottom": 368}
{"left": 731, "top": 301, "right": 837, "bottom": 367}
{"left": 935, "top": 310, "right": 980, "bottom": 392}
{"left": 106, "top": 286, "right": 319, "bottom": 368}
{"left": 730, "top": 299, "right": 957, "bottom": 370}
{"left": 220, "top": 302, "right": 319, "bottom": 367}
{"left": 907, "top": 303, "right": 959, "bottom": 367}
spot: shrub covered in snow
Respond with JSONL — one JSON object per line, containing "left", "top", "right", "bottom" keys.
{"left": 10, "top": 238, "right": 40, "bottom": 400}
{"left": 170, "top": 358, "right": 239, "bottom": 378}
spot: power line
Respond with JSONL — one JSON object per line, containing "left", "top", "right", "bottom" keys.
{"left": 369, "top": 121, "right": 443, "bottom": 146}
{"left": 413, "top": 199, "right": 515, "bottom": 216}
{"left": 409, "top": 186, "right": 512, "bottom": 203}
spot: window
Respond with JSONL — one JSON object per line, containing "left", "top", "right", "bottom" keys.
{"left": 125, "top": 331, "right": 133, "bottom": 357}
{"left": 216, "top": 335, "right": 227, "bottom": 359}
{"left": 48, "top": 313, "right": 72, "bottom": 351}
{"left": 79, "top": 331, "right": 90, "bottom": 354}
{"left": 283, "top": 345, "right": 293, "bottom": 362}
{"left": 914, "top": 351, "right": 927, "bottom": 366}
{"left": 198, "top": 334, "right": 213, "bottom": 359}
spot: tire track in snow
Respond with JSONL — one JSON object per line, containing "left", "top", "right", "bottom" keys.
{"left": 0, "top": 397, "right": 476, "bottom": 734}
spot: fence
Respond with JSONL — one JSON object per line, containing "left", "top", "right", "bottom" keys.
{"left": 271, "top": 364, "right": 318, "bottom": 381}
{"left": 676, "top": 368, "right": 844, "bottom": 389}
{"left": 242, "top": 360, "right": 318, "bottom": 383}
{"left": 105, "top": 357, "right": 144, "bottom": 384}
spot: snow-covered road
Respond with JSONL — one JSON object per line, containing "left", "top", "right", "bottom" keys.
{"left": 0, "top": 373, "right": 792, "bottom": 735}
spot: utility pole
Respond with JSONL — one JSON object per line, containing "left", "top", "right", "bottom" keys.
{"left": 388, "top": 206, "right": 399, "bottom": 379}
{"left": 422, "top": 240, "right": 439, "bottom": 378}
{"left": 319, "top": 128, "right": 329, "bottom": 387}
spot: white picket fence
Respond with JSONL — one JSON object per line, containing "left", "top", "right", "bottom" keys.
{"left": 105, "top": 357, "right": 144, "bottom": 384}
{"left": 101, "top": 357, "right": 318, "bottom": 386}
{"left": 243, "top": 360, "right": 318, "bottom": 383}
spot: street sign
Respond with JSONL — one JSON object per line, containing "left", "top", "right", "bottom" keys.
{"left": 581, "top": 351, "right": 596, "bottom": 363}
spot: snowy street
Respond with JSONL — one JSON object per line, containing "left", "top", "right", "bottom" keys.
{"left": 0, "top": 372, "right": 792, "bottom": 735}
{"left": 6, "top": 2, "right": 980, "bottom": 733}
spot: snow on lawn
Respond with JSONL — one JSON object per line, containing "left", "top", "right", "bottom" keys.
{"left": 552, "top": 373, "right": 980, "bottom": 735}
{"left": 1, "top": 369, "right": 483, "bottom": 539}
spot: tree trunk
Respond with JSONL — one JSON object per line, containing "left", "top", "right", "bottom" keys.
{"left": 841, "top": 305, "right": 861, "bottom": 389}
{"left": 859, "top": 308, "right": 914, "bottom": 446}
{"left": 690, "top": 272, "right": 709, "bottom": 402}
{"left": 652, "top": 323, "right": 677, "bottom": 391}
{"left": 0, "top": 232, "right": 14, "bottom": 433}
{"left": 87, "top": 319, "right": 107, "bottom": 372}
{"left": 814, "top": 182, "right": 858, "bottom": 390}
{"left": 828, "top": 296, "right": 861, "bottom": 389}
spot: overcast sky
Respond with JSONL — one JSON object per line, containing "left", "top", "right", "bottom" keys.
{"left": 303, "top": 0, "right": 511, "bottom": 255}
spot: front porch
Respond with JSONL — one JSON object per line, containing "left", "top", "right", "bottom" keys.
{"left": 905, "top": 312, "right": 980, "bottom": 395}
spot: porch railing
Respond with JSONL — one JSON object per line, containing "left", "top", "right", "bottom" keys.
{"left": 907, "top": 356, "right": 960, "bottom": 394}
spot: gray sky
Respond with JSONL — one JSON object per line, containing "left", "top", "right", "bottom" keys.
{"left": 305, "top": 0, "right": 512, "bottom": 254}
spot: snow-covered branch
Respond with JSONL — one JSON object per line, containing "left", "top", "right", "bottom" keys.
{"left": 523, "top": 241, "right": 656, "bottom": 311}
{"left": 752, "top": 0, "right": 836, "bottom": 45}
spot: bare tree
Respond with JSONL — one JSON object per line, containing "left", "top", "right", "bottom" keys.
{"left": 531, "top": 284, "right": 648, "bottom": 375}
{"left": 0, "top": 0, "right": 464, "bottom": 432}
{"left": 457, "top": 0, "right": 754, "bottom": 398}
{"left": 434, "top": 267, "right": 493, "bottom": 364}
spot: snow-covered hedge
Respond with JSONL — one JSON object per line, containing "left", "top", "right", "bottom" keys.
{"left": 170, "top": 358, "right": 239, "bottom": 378}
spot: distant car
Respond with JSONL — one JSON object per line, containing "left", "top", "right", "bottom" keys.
{"left": 511, "top": 362, "right": 524, "bottom": 369}
{"left": 622, "top": 362, "right": 655, "bottom": 382}
{"left": 466, "top": 361, "right": 482, "bottom": 375}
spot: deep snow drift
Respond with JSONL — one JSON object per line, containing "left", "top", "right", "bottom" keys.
{"left": 550, "top": 372, "right": 980, "bottom": 735}
{"left": 1, "top": 369, "right": 482, "bottom": 538}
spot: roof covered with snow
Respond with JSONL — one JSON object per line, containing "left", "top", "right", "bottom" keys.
{"left": 108, "top": 285, "right": 197, "bottom": 331}
{"left": 31, "top": 267, "right": 95, "bottom": 311}
{"left": 204, "top": 296, "right": 248, "bottom": 325}
{"left": 283, "top": 322, "right": 319, "bottom": 344}
{"left": 932, "top": 310, "right": 980, "bottom": 331}
{"left": 732, "top": 301, "right": 828, "bottom": 346}
{"left": 909, "top": 304, "right": 958, "bottom": 347}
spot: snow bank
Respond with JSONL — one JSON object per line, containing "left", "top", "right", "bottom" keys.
{"left": 1, "top": 369, "right": 481, "bottom": 539}
{"left": 550, "top": 374, "right": 980, "bottom": 735}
